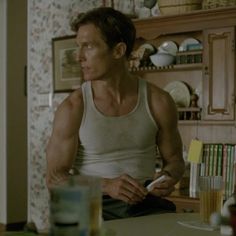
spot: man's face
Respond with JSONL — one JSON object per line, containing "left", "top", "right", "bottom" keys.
{"left": 76, "top": 23, "right": 114, "bottom": 81}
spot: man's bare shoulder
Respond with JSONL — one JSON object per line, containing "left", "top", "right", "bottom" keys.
{"left": 55, "top": 88, "right": 84, "bottom": 118}
{"left": 147, "top": 82, "right": 178, "bottom": 125}
{"left": 61, "top": 88, "right": 83, "bottom": 109}
{"left": 148, "top": 82, "right": 174, "bottom": 106}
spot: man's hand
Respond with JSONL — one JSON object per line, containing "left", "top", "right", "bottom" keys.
{"left": 148, "top": 172, "right": 176, "bottom": 197}
{"left": 102, "top": 174, "right": 148, "bottom": 204}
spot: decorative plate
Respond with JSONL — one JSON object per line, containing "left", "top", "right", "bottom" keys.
{"left": 179, "top": 38, "right": 200, "bottom": 52}
{"left": 158, "top": 41, "right": 178, "bottom": 56}
{"left": 139, "top": 43, "right": 156, "bottom": 53}
{"left": 164, "top": 81, "right": 191, "bottom": 107}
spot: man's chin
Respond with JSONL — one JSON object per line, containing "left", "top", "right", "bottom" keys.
{"left": 82, "top": 75, "right": 92, "bottom": 81}
{"left": 82, "top": 74, "right": 93, "bottom": 81}
{"left": 83, "top": 77, "right": 94, "bottom": 81}
{"left": 83, "top": 77, "right": 102, "bottom": 81}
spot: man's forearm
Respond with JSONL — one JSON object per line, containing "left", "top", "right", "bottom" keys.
{"left": 163, "top": 159, "right": 185, "bottom": 181}
{"left": 46, "top": 167, "right": 71, "bottom": 190}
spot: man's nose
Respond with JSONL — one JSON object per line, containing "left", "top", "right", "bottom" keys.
{"left": 76, "top": 47, "right": 84, "bottom": 62}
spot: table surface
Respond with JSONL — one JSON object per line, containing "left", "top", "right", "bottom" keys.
{"left": 103, "top": 213, "right": 222, "bottom": 236}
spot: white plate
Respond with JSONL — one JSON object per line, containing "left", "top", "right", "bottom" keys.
{"left": 164, "top": 81, "right": 191, "bottom": 107}
{"left": 158, "top": 41, "right": 178, "bottom": 56}
{"left": 139, "top": 43, "right": 156, "bottom": 53}
{"left": 179, "top": 38, "right": 200, "bottom": 52}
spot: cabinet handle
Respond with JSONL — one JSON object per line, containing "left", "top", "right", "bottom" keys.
{"left": 233, "top": 95, "right": 236, "bottom": 104}
{"left": 204, "top": 66, "right": 209, "bottom": 75}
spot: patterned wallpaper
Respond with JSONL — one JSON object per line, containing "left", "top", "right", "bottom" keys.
{"left": 28, "top": 0, "right": 104, "bottom": 231}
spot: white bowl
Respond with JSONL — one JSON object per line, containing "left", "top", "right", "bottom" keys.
{"left": 150, "top": 53, "right": 175, "bottom": 67}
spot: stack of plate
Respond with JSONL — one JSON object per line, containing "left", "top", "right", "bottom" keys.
{"left": 179, "top": 38, "right": 203, "bottom": 52}
{"left": 164, "top": 81, "right": 191, "bottom": 107}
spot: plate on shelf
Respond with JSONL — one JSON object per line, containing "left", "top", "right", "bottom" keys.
{"left": 164, "top": 81, "right": 191, "bottom": 107}
{"left": 139, "top": 43, "right": 156, "bottom": 53}
{"left": 158, "top": 41, "right": 178, "bottom": 56}
{"left": 179, "top": 38, "right": 201, "bottom": 52}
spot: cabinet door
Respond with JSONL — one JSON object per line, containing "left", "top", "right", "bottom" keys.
{"left": 202, "top": 27, "right": 235, "bottom": 120}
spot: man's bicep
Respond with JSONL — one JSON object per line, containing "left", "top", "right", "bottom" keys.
{"left": 47, "top": 107, "right": 79, "bottom": 165}
{"left": 157, "top": 126, "right": 181, "bottom": 158}
{"left": 46, "top": 101, "right": 80, "bottom": 188}
{"left": 46, "top": 134, "right": 78, "bottom": 188}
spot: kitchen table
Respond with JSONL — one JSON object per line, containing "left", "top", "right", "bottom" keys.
{"left": 102, "top": 212, "right": 222, "bottom": 236}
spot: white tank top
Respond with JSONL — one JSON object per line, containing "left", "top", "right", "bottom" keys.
{"left": 74, "top": 79, "right": 158, "bottom": 183}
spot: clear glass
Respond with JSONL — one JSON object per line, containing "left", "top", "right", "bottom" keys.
{"left": 70, "top": 175, "right": 102, "bottom": 236}
{"left": 199, "top": 176, "right": 223, "bottom": 224}
{"left": 50, "top": 182, "right": 90, "bottom": 236}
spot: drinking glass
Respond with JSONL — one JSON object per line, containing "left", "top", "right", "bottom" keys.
{"left": 199, "top": 176, "right": 223, "bottom": 224}
{"left": 71, "top": 175, "right": 102, "bottom": 236}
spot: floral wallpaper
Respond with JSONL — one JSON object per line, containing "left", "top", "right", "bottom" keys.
{"left": 28, "top": 0, "right": 104, "bottom": 231}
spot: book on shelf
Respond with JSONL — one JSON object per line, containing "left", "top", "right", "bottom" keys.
{"left": 217, "top": 144, "right": 223, "bottom": 176}
{"left": 187, "top": 139, "right": 203, "bottom": 198}
{"left": 209, "top": 144, "right": 214, "bottom": 176}
{"left": 188, "top": 142, "right": 236, "bottom": 200}
{"left": 226, "top": 144, "right": 235, "bottom": 199}
{"left": 222, "top": 144, "right": 228, "bottom": 198}
{"left": 189, "top": 162, "right": 201, "bottom": 198}
{"left": 203, "top": 144, "right": 210, "bottom": 176}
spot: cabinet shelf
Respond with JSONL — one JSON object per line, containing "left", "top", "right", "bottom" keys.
{"left": 178, "top": 107, "right": 201, "bottom": 121}
{"left": 130, "top": 63, "right": 202, "bottom": 73}
{"left": 132, "top": 8, "right": 235, "bottom": 122}
{"left": 178, "top": 120, "right": 236, "bottom": 126}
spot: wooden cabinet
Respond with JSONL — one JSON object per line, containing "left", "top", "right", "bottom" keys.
{"left": 132, "top": 7, "right": 236, "bottom": 125}
{"left": 203, "top": 27, "right": 235, "bottom": 121}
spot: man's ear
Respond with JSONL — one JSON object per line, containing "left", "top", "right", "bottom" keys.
{"left": 113, "top": 42, "right": 127, "bottom": 59}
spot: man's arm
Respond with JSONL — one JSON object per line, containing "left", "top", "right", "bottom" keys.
{"left": 46, "top": 90, "right": 83, "bottom": 189}
{"left": 148, "top": 84, "right": 185, "bottom": 196}
{"left": 156, "top": 96, "right": 184, "bottom": 181}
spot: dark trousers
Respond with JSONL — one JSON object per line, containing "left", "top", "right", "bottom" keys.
{"left": 102, "top": 194, "right": 176, "bottom": 220}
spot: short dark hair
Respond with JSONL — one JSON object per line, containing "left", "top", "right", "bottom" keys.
{"left": 71, "top": 7, "right": 136, "bottom": 58}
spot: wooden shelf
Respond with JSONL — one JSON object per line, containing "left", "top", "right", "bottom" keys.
{"left": 130, "top": 63, "right": 202, "bottom": 73}
{"left": 178, "top": 120, "right": 236, "bottom": 126}
{"left": 133, "top": 7, "right": 236, "bottom": 40}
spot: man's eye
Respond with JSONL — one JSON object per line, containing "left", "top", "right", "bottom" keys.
{"left": 76, "top": 43, "right": 93, "bottom": 52}
{"left": 86, "top": 44, "right": 93, "bottom": 49}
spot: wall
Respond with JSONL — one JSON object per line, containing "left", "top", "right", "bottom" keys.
{"left": 27, "top": 0, "right": 103, "bottom": 231}
{"left": 7, "top": 0, "right": 28, "bottom": 224}
{"left": 0, "top": 0, "right": 28, "bottom": 226}
{"left": 0, "top": 0, "right": 7, "bottom": 225}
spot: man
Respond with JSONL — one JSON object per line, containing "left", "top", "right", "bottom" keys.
{"left": 46, "top": 7, "right": 185, "bottom": 220}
